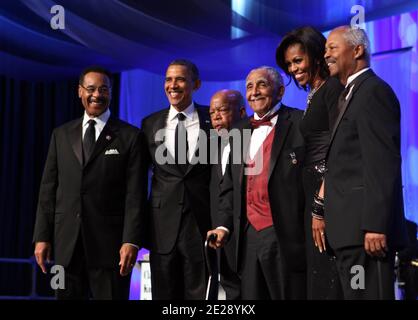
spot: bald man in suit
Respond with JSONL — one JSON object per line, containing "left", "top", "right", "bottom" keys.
{"left": 209, "top": 89, "right": 246, "bottom": 299}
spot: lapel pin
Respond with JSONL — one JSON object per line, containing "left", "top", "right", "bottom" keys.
{"left": 106, "top": 135, "right": 112, "bottom": 141}
{"left": 290, "top": 152, "right": 297, "bottom": 165}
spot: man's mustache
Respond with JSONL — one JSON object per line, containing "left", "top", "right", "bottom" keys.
{"left": 88, "top": 97, "right": 107, "bottom": 104}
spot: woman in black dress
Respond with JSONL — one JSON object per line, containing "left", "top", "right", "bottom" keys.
{"left": 276, "top": 26, "right": 343, "bottom": 299}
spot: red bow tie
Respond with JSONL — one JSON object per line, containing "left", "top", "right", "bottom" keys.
{"left": 250, "top": 110, "right": 279, "bottom": 129}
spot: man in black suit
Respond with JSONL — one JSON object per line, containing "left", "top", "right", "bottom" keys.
{"left": 141, "top": 59, "right": 212, "bottom": 299}
{"left": 209, "top": 89, "right": 246, "bottom": 299}
{"left": 207, "top": 66, "right": 306, "bottom": 299}
{"left": 322, "top": 26, "right": 407, "bottom": 299}
{"left": 33, "top": 66, "right": 147, "bottom": 299}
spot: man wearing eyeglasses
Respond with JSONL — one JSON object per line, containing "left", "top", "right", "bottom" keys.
{"left": 33, "top": 66, "right": 148, "bottom": 299}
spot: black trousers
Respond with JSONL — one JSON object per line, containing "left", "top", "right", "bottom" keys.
{"left": 56, "top": 234, "right": 131, "bottom": 300}
{"left": 219, "top": 245, "right": 241, "bottom": 300}
{"left": 150, "top": 209, "right": 207, "bottom": 300}
{"left": 333, "top": 245, "right": 395, "bottom": 300}
{"left": 240, "top": 224, "right": 283, "bottom": 300}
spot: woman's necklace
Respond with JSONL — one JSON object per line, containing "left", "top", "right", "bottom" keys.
{"left": 304, "top": 79, "right": 326, "bottom": 116}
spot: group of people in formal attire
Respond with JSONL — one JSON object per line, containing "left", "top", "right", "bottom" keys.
{"left": 33, "top": 24, "right": 408, "bottom": 300}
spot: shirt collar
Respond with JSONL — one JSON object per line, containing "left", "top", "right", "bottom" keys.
{"left": 346, "top": 67, "right": 370, "bottom": 87}
{"left": 254, "top": 102, "right": 281, "bottom": 120}
{"left": 168, "top": 102, "right": 195, "bottom": 122}
{"left": 83, "top": 108, "right": 111, "bottom": 127}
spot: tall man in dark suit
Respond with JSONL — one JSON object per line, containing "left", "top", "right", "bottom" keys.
{"left": 322, "top": 26, "right": 407, "bottom": 299}
{"left": 141, "top": 59, "right": 212, "bottom": 299}
{"left": 209, "top": 89, "right": 246, "bottom": 299}
{"left": 207, "top": 66, "right": 306, "bottom": 299}
{"left": 33, "top": 66, "right": 147, "bottom": 299}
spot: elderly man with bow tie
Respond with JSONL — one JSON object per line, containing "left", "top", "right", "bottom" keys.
{"left": 207, "top": 66, "right": 307, "bottom": 300}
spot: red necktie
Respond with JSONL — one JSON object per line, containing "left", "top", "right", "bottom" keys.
{"left": 250, "top": 110, "right": 279, "bottom": 129}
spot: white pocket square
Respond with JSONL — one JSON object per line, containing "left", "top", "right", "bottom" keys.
{"left": 105, "top": 148, "right": 119, "bottom": 155}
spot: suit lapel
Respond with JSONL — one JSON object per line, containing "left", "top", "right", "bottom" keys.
{"left": 68, "top": 118, "right": 83, "bottom": 166}
{"left": 153, "top": 109, "right": 170, "bottom": 141}
{"left": 268, "top": 107, "right": 291, "bottom": 181}
{"left": 85, "top": 117, "right": 117, "bottom": 167}
{"left": 215, "top": 136, "right": 223, "bottom": 179}
{"left": 239, "top": 120, "right": 252, "bottom": 188}
{"left": 152, "top": 108, "right": 170, "bottom": 160}
{"left": 329, "top": 69, "right": 375, "bottom": 149}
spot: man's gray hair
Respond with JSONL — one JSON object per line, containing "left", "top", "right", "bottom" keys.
{"left": 247, "top": 66, "right": 284, "bottom": 91}
{"left": 342, "top": 27, "right": 371, "bottom": 63}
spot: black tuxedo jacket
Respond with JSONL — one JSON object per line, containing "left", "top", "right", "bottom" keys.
{"left": 218, "top": 105, "right": 306, "bottom": 299}
{"left": 325, "top": 69, "right": 407, "bottom": 250}
{"left": 209, "top": 136, "right": 238, "bottom": 273}
{"left": 141, "top": 105, "right": 212, "bottom": 254}
{"left": 33, "top": 116, "right": 148, "bottom": 268}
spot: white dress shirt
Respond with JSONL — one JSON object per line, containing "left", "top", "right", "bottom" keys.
{"left": 248, "top": 102, "right": 281, "bottom": 160}
{"left": 166, "top": 102, "right": 200, "bottom": 161}
{"left": 82, "top": 108, "right": 110, "bottom": 141}
{"left": 344, "top": 67, "right": 370, "bottom": 100}
{"left": 221, "top": 143, "right": 230, "bottom": 175}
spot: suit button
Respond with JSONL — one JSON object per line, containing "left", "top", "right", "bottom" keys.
{"left": 76, "top": 212, "right": 81, "bottom": 218}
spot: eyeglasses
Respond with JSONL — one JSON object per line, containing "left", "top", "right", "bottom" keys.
{"left": 209, "top": 108, "right": 231, "bottom": 118}
{"left": 80, "top": 84, "right": 111, "bottom": 94}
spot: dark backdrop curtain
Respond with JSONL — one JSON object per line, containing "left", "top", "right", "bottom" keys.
{"left": 0, "top": 74, "right": 120, "bottom": 297}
